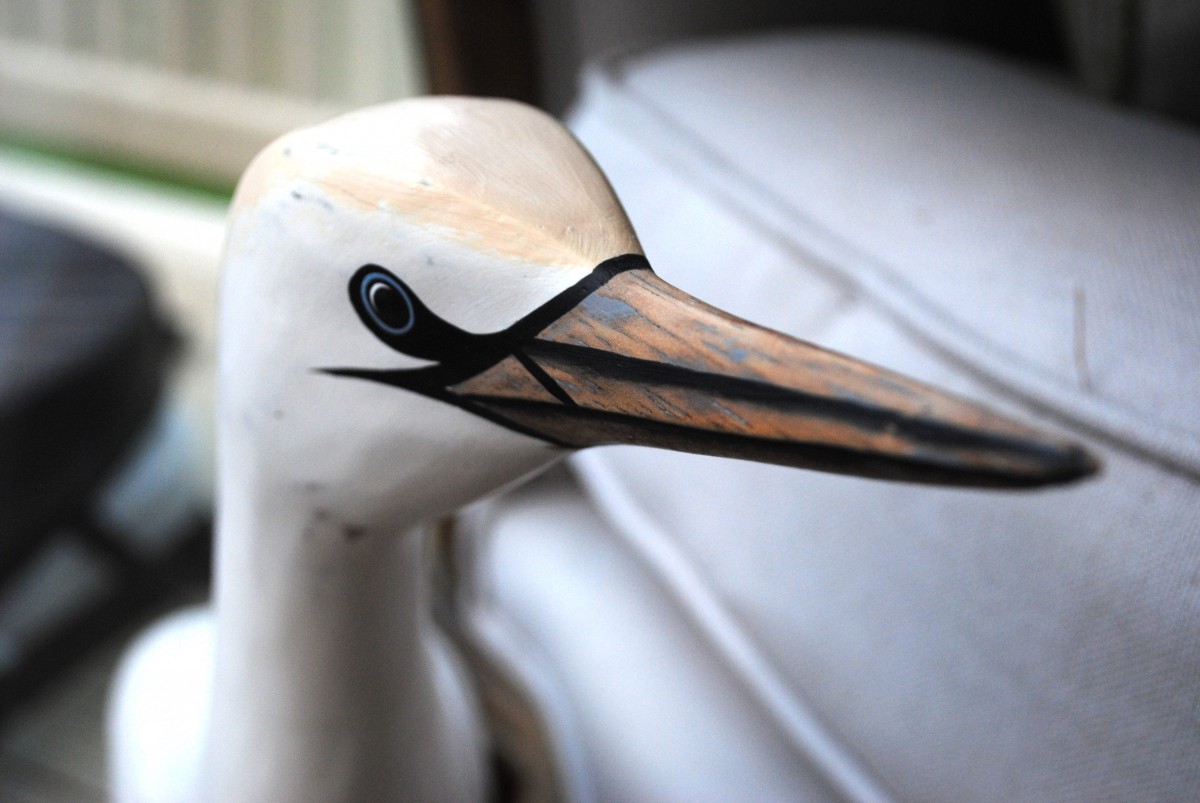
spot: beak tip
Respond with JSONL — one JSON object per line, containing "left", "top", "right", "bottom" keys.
{"left": 1063, "top": 442, "right": 1102, "bottom": 482}
{"left": 1029, "top": 439, "right": 1101, "bottom": 488}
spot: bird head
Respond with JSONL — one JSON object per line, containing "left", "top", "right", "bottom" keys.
{"left": 218, "top": 97, "right": 1095, "bottom": 531}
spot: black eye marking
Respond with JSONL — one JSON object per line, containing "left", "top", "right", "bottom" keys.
{"left": 361, "top": 270, "right": 414, "bottom": 334}
{"left": 329, "top": 254, "right": 651, "bottom": 444}
{"left": 348, "top": 263, "right": 481, "bottom": 361}
{"left": 351, "top": 265, "right": 416, "bottom": 336}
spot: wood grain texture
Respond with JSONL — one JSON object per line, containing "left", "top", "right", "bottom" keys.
{"left": 232, "top": 97, "right": 641, "bottom": 271}
{"left": 537, "top": 270, "right": 1025, "bottom": 439}
{"left": 446, "top": 268, "right": 1095, "bottom": 486}
{"left": 455, "top": 355, "right": 562, "bottom": 404}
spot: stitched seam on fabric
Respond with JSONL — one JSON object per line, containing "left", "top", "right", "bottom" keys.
{"left": 569, "top": 450, "right": 897, "bottom": 803}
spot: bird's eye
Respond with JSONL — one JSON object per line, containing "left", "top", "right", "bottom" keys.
{"left": 360, "top": 271, "right": 414, "bottom": 335}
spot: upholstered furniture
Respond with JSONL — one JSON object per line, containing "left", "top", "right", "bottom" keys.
{"left": 464, "top": 33, "right": 1200, "bottom": 800}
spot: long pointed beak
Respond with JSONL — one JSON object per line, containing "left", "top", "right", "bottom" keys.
{"left": 453, "top": 267, "right": 1096, "bottom": 488}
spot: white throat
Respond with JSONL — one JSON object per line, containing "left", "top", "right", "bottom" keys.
{"left": 193, "top": 96, "right": 629, "bottom": 799}
{"left": 200, "top": 435, "right": 489, "bottom": 801}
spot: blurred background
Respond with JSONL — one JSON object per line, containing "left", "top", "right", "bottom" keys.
{"left": 0, "top": 0, "right": 1197, "bottom": 799}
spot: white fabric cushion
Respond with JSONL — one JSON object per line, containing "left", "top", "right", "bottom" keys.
{"left": 471, "top": 34, "right": 1200, "bottom": 801}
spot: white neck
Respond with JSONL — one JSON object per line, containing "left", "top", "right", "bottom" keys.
{"left": 201, "top": 453, "right": 486, "bottom": 802}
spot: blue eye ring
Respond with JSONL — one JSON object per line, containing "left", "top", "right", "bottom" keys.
{"left": 359, "top": 271, "right": 415, "bottom": 335}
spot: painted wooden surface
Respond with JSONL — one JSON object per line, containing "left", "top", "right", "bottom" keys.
{"left": 110, "top": 96, "right": 1095, "bottom": 803}
{"left": 455, "top": 264, "right": 1094, "bottom": 486}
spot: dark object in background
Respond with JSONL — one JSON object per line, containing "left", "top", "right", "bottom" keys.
{"left": 0, "top": 209, "right": 201, "bottom": 714}
{"left": 440, "top": 0, "right": 1068, "bottom": 114}
{"left": 0, "top": 211, "right": 167, "bottom": 547}
{"left": 1057, "top": 0, "right": 1200, "bottom": 124}
{"left": 417, "top": 0, "right": 542, "bottom": 105}
{"left": 422, "top": 0, "right": 1200, "bottom": 129}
